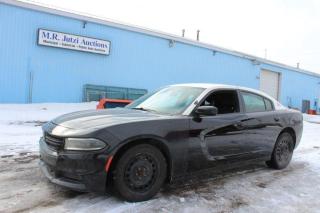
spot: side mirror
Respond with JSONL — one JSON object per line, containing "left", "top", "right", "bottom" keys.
{"left": 195, "top": 106, "right": 218, "bottom": 116}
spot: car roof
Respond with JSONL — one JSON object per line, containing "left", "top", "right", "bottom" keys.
{"left": 170, "top": 83, "right": 238, "bottom": 90}
{"left": 170, "top": 83, "right": 286, "bottom": 110}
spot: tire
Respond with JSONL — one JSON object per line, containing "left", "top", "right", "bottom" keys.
{"left": 112, "top": 144, "right": 167, "bottom": 202}
{"left": 266, "top": 132, "right": 294, "bottom": 170}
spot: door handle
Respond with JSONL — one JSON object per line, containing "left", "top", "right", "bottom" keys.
{"left": 274, "top": 117, "right": 280, "bottom": 122}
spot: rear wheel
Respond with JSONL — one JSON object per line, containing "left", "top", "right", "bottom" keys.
{"left": 113, "top": 144, "right": 167, "bottom": 202}
{"left": 266, "top": 132, "right": 294, "bottom": 169}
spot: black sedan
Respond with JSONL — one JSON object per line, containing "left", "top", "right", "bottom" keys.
{"left": 39, "top": 83, "right": 303, "bottom": 202}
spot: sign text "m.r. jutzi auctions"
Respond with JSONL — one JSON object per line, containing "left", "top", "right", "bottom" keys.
{"left": 38, "top": 29, "right": 110, "bottom": 55}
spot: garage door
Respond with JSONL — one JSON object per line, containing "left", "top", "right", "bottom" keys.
{"left": 260, "top": 70, "right": 280, "bottom": 100}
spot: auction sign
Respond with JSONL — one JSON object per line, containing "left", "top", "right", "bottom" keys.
{"left": 38, "top": 29, "right": 110, "bottom": 55}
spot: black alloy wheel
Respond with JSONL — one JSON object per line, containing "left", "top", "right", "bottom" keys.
{"left": 267, "top": 132, "right": 294, "bottom": 169}
{"left": 113, "top": 144, "right": 167, "bottom": 202}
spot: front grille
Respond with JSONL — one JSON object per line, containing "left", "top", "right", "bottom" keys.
{"left": 44, "top": 133, "right": 64, "bottom": 150}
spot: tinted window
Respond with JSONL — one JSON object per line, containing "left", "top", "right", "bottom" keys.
{"left": 264, "top": 98, "right": 274, "bottom": 111}
{"left": 241, "top": 92, "right": 266, "bottom": 113}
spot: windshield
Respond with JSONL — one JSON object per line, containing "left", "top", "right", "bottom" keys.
{"left": 126, "top": 86, "right": 204, "bottom": 115}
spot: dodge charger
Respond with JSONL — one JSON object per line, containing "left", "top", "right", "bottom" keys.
{"left": 39, "top": 84, "right": 303, "bottom": 201}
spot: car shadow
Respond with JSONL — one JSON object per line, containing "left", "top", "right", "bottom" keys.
{"left": 162, "top": 160, "right": 267, "bottom": 196}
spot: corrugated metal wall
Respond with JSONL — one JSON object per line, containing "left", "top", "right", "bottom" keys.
{"left": 0, "top": 3, "right": 319, "bottom": 110}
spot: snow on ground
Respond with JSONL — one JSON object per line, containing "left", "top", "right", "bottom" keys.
{"left": 0, "top": 103, "right": 97, "bottom": 156}
{"left": 303, "top": 113, "right": 320, "bottom": 124}
{"left": 0, "top": 103, "right": 320, "bottom": 213}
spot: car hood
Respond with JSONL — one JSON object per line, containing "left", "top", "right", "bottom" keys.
{"left": 51, "top": 108, "right": 165, "bottom": 130}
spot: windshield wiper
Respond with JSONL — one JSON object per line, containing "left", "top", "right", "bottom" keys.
{"left": 132, "top": 107, "right": 157, "bottom": 113}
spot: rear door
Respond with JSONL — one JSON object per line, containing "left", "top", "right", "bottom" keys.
{"left": 239, "top": 91, "right": 282, "bottom": 158}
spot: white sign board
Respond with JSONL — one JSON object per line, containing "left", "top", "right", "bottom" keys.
{"left": 38, "top": 29, "right": 110, "bottom": 55}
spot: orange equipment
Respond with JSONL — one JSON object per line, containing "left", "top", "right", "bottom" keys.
{"left": 96, "top": 98, "right": 132, "bottom": 109}
{"left": 307, "top": 109, "right": 317, "bottom": 115}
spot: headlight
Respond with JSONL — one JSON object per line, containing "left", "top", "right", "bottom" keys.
{"left": 64, "top": 138, "right": 107, "bottom": 151}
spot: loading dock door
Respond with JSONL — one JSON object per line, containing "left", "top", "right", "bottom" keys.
{"left": 260, "top": 70, "right": 280, "bottom": 100}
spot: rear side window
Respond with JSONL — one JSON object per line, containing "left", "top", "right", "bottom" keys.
{"left": 241, "top": 91, "right": 267, "bottom": 113}
{"left": 264, "top": 98, "right": 274, "bottom": 111}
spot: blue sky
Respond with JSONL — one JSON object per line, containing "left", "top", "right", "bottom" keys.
{"left": 28, "top": 0, "right": 320, "bottom": 73}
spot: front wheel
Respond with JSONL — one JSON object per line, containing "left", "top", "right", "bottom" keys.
{"left": 112, "top": 144, "right": 167, "bottom": 202}
{"left": 266, "top": 132, "right": 294, "bottom": 170}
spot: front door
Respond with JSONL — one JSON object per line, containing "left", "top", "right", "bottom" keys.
{"left": 187, "top": 90, "right": 251, "bottom": 172}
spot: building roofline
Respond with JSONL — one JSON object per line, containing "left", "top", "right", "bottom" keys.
{"left": 1, "top": 0, "right": 320, "bottom": 78}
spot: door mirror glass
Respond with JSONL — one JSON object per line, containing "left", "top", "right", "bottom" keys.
{"left": 195, "top": 106, "right": 218, "bottom": 116}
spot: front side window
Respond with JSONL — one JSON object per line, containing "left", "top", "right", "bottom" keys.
{"left": 241, "top": 91, "right": 268, "bottom": 113}
{"left": 200, "top": 90, "right": 240, "bottom": 114}
{"left": 126, "top": 86, "right": 204, "bottom": 115}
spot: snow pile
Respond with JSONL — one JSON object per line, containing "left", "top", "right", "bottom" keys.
{"left": 0, "top": 102, "right": 97, "bottom": 156}
{"left": 303, "top": 113, "right": 320, "bottom": 124}
{"left": 0, "top": 102, "right": 97, "bottom": 123}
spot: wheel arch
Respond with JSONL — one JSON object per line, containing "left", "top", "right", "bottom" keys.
{"left": 106, "top": 135, "right": 173, "bottom": 188}
{"left": 279, "top": 127, "right": 296, "bottom": 148}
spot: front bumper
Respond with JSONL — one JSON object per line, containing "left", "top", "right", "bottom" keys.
{"left": 39, "top": 137, "right": 109, "bottom": 193}
{"left": 39, "top": 160, "right": 87, "bottom": 191}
